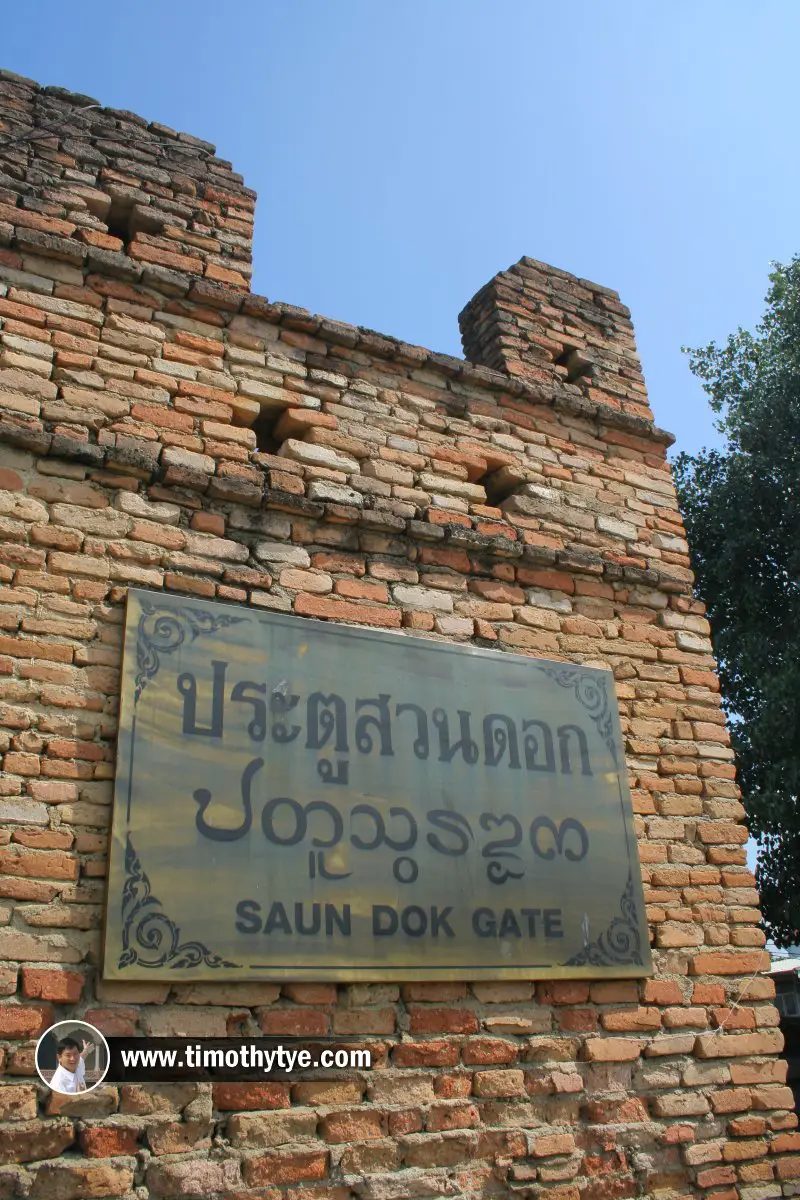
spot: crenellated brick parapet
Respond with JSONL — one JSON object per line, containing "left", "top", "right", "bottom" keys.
{"left": 459, "top": 257, "right": 652, "bottom": 424}
{"left": 0, "top": 72, "right": 797, "bottom": 1200}
{"left": 0, "top": 69, "right": 254, "bottom": 291}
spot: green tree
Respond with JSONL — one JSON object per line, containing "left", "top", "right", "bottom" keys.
{"left": 674, "top": 256, "right": 800, "bottom": 948}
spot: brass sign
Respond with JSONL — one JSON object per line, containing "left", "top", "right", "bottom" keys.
{"left": 103, "top": 589, "right": 652, "bottom": 981}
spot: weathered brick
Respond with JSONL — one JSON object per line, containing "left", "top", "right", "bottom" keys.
{"left": 30, "top": 1162, "right": 134, "bottom": 1199}
{"left": 0, "top": 1003, "right": 53, "bottom": 1037}
{"left": 243, "top": 1150, "right": 329, "bottom": 1186}
{"left": 689, "top": 951, "right": 770, "bottom": 976}
{"left": 146, "top": 1158, "right": 241, "bottom": 1197}
{"left": 0, "top": 82, "right": 790, "bottom": 1198}
{"left": 211, "top": 1084, "right": 289, "bottom": 1108}
{"left": 294, "top": 593, "right": 402, "bottom": 627}
{"left": 0, "top": 1084, "right": 37, "bottom": 1120}
{"left": 583, "top": 1038, "right": 644, "bottom": 1062}
{"left": 695, "top": 1030, "right": 784, "bottom": 1059}
{"left": 227, "top": 1109, "right": 318, "bottom": 1148}
{"left": 409, "top": 1006, "right": 479, "bottom": 1034}
{"left": 0, "top": 1118, "right": 75, "bottom": 1165}
{"left": 79, "top": 1125, "right": 140, "bottom": 1157}
{"left": 21, "top": 967, "right": 84, "bottom": 1001}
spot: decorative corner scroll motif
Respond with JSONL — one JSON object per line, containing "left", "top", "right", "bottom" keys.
{"left": 564, "top": 873, "right": 644, "bottom": 968}
{"left": 134, "top": 598, "right": 248, "bottom": 705}
{"left": 534, "top": 663, "right": 618, "bottom": 765}
{"left": 119, "top": 835, "right": 239, "bottom": 971}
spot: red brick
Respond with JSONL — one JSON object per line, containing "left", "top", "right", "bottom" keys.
{"left": 294, "top": 593, "right": 402, "bottom": 627}
{"left": 390, "top": 1109, "right": 424, "bottom": 1135}
{"left": 130, "top": 402, "right": 194, "bottom": 431}
{"left": 321, "top": 1109, "right": 384, "bottom": 1143}
{"left": 259, "top": 1010, "right": 328, "bottom": 1036}
{"left": 282, "top": 983, "right": 337, "bottom": 1005}
{"left": 732, "top": 1062, "right": 787, "bottom": 1087}
{"left": 243, "top": 1151, "right": 329, "bottom": 1186}
{"left": 332, "top": 1008, "right": 396, "bottom": 1035}
{"left": 0, "top": 1118, "right": 75, "bottom": 1165}
{"left": 776, "top": 1157, "right": 800, "bottom": 1180}
{"left": 0, "top": 1004, "right": 54, "bottom": 1038}
{"left": 558, "top": 1008, "right": 598, "bottom": 1033}
{"left": 589, "top": 981, "right": 639, "bottom": 1004}
{"left": 403, "top": 983, "right": 467, "bottom": 1002}
{"left": 334, "top": 578, "right": 389, "bottom": 602}
{"left": 469, "top": 579, "right": 525, "bottom": 604}
{"left": 696, "top": 1166, "right": 737, "bottom": 1187}
{"left": 392, "top": 1041, "right": 460, "bottom": 1067}
{"left": 642, "top": 980, "right": 685, "bottom": 1005}
{"left": 0, "top": 846, "right": 78, "bottom": 880}
{"left": 462, "top": 1038, "right": 518, "bottom": 1066}
{"left": 312, "top": 551, "right": 365, "bottom": 575}
{"left": 722, "top": 1138, "right": 768, "bottom": 1161}
{"left": 2, "top": 752, "right": 41, "bottom": 776}
{"left": 584, "top": 1098, "right": 649, "bottom": 1124}
{"left": 83, "top": 1007, "right": 138, "bottom": 1036}
{"left": 0, "top": 297, "right": 47, "bottom": 325}
{"left": 689, "top": 951, "right": 769, "bottom": 976}
{"left": 695, "top": 1030, "right": 784, "bottom": 1058}
{"left": 516, "top": 567, "right": 575, "bottom": 593}
{"left": 531, "top": 1133, "right": 576, "bottom": 1157}
{"left": 205, "top": 262, "right": 248, "bottom": 288}
{"left": 771, "top": 1133, "right": 800, "bottom": 1153}
{"left": 692, "top": 983, "right": 726, "bottom": 1005}
{"left": 538, "top": 982, "right": 590, "bottom": 1005}
{"left": 12, "top": 829, "right": 73, "bottom": 849}
{"left": 583, "top": 1038, "right": 644, "bottom": 1062}
{"left": 408, "top": 1006, "right": 479, "bottom": 1034}
{"left": 274, "top": 408, "right": 337, "bottom": 440}
{"left": 0, "top": 878, "right": 60, "bottom": 902}
{"left": 77, "top": 229, "right": 124, "bottom": 251}
{"left": 425, "top": 508, "right": 472, "bottom": 528}
{"left": 729, "top": 1117, "right": 767, "bottom": 1137}
{"left": 600, "top": 1007, "right": 661, "bottom": 1032}
{"left": 0, "top": 468, "right": 24, "bottom": 491}
{"left": 709, "top": 1088, "right": 753, "bottom": 1114}
{"left": 129, "top": 240, "right": 203, "bottom": 274}
{"left": 0, "top": 200, "right": 76, "bottom": 237}
{"left": 711, "top": 1006, "right": 756, "bottom": 1030}
{"left": 21, "top": 968, "right": 84, "bottom": 1002}
{"left": 427, "top": 1102, "right": 479, "bottom": 1131}
{"left": 190, "top": 512, "right": 225, "bottom": 535}
{"left": 212, "top": 1082, "right": 290, "bottom": 1110}
{"left": 430, "top": 447, "right": 488, "bottom": 480}
{"left": 79, "top": 1126, "right": 140, "bottom": 1157}
{"left": 435, "top": 1073, "right": 473, "bottom": 1098}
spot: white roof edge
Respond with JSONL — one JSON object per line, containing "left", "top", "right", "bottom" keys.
{"left": 769, "top": 959, "right": 800, "bottom": 974}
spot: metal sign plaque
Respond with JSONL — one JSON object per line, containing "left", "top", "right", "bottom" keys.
{"left": 103, "top": 588, "right": 652, "bottom": 981}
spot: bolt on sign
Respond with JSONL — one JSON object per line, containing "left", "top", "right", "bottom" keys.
{"left": 103, "top": 589, "right": 653, "bottom": 981}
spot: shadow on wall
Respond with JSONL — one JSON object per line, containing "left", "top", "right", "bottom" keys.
{"left": 773, "top": 960, "right": 800, "bottom": 1111}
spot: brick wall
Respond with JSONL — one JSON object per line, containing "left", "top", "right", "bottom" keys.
{"left": 0, "top": 69, "right": 797, "bottom": 1200}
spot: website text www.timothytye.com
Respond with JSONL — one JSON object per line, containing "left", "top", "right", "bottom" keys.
{"left": 104, "top": 1038, "right": 372, "bottom": 1083}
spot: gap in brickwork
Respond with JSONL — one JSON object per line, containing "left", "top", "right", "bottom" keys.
{"left": 252, "top": 412, "right": 282, "bottom": 455}
{"left": 554, "top": 345, "right": 595, "bottom": 385}
{"left": 104, "top": 199, "right": 134, "bottom": 251}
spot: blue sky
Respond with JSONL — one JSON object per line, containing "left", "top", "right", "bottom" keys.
{"left": 4, "top": 1, "right": 799, "bottom": 457}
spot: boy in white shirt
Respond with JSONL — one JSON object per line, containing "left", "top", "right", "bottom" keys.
{"left": 49, "top": 1036, "right": 91, "bottom": 1094}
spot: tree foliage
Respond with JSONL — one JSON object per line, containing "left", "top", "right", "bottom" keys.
{"left": 674, "top": 256, "right": 800, "bottom": 947}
